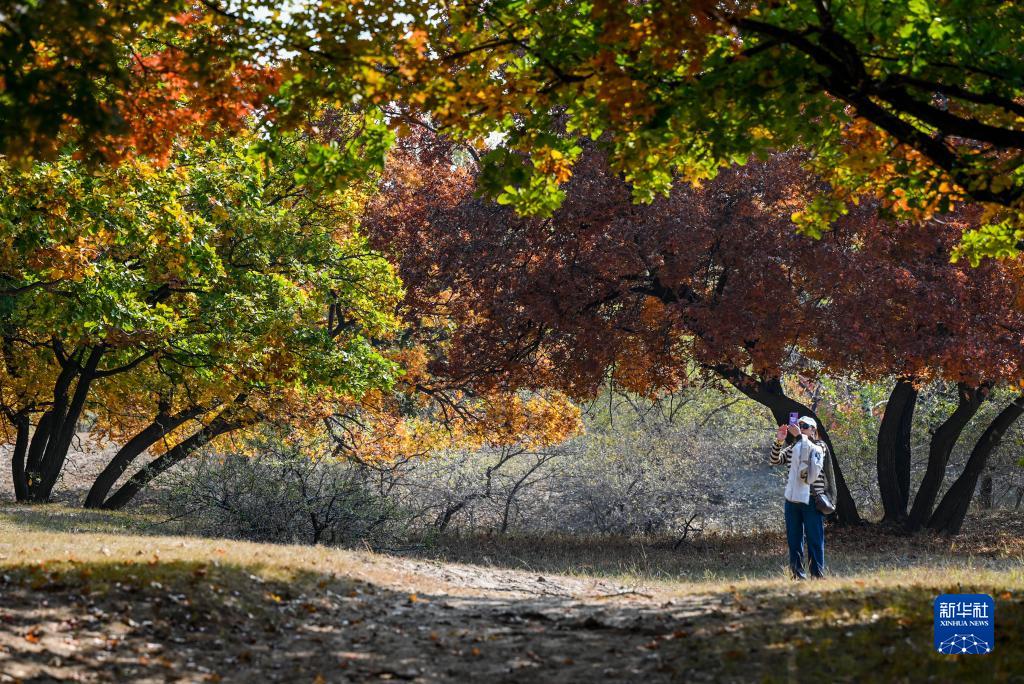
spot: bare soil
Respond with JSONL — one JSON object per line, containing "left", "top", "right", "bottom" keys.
{"left": 1, "top": 509, "right": 1022, "bottom": 682}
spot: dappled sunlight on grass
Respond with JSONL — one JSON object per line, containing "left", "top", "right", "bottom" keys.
{"left": 0, "top": 505, "right": 1021, "bottom": 681}
{"left": 0, "top": 504, "right": 164, "bottom": 536}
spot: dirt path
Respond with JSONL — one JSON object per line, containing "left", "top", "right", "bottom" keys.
{"left": 0, "top": 551, "right": 766, "bottom": 683}
{"left": 3, "top": 511, "right": 1023, "bottom": 682}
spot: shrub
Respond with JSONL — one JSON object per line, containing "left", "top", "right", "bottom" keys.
{"left": 161, "top": 437, "right": 407, "bottom": 546}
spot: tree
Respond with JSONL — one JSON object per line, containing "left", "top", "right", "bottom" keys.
{"left": 364, "top": 131, "right": 1024, "bottom": 532}
{"left": 796, "top": 202, "right": 1024, "bottom": 530}
{"left": 0, "top": 123, "right": 403, "bottom": 507}
{"left": 283, "top": 0, "right": 1024, "bottom": 261}
{"left": 0, "top": 1, "right": 278, "bottom": 164}
{"left": 365, "top": 134, "right": 871, "bottom": 522}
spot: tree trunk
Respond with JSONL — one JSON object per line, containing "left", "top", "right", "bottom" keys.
{"left": 24, "top": 409, "right": 52, "bottom": 477}
{"left": 436, "top": 499, "right": 471, "bottom": 533}
{"left": 906, "top": 383, "right": 986, "bottom": 531}
{"left": 25, "top": 409, "right": 61, "bottom": 496}
{"left": 84, "top": 406, "right": 207, "bottom": 508}
{"left": 499, "top": 455, "right": 550, "bottom": 533}
{"left": 100, "top": 414, "right": 247, "bottom": 510}
{"left": 35, "top": 360, "right": 101, "bottom": 501}
{"left": 27, "top": 347, "right": 102, "bottom": 502}
{"left": 895, "top": 382, "right": 916, "bottom": 511}
{"left": 928, "top": 392, "right": 1024, "bottom": 535}
{"left": 10, "top": 414, "right": 30, "bottom": 501}
{"left": 877, "top": 378, "right": 916, "bottom": 524}
{"left": 979, "top": 470, "right": 993, "bottom": 510}
{"left": 713, "top": 366, "right": 862, "bottom": 526}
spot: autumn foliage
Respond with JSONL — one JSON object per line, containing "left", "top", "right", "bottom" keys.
{"left": 3, "top": 1, "right": 1024, "bottom": 539}
{"left": 368, "top": 134, "right": 1022, "bottom": 396}
{"left": 0, "top": 3, "right": 278, "bottom": 164}
{"left": 0, "top": 124, "right": 403, "bottom": 507}
{"left": 364, "top": 130, "right": 1024, "bottom": 532}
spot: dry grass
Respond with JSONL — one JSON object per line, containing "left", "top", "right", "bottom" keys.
{"left": 0, "top": 505, "right": 1022, "bottom": 682}
{"left": 3, "top": 504, "right": 1023, "bottom": 594}
{"left": 0, "top": 506, "right": 452, "bottom": 597}
{"left": 404, "top": 510, "right": 1024, "bottom": 591}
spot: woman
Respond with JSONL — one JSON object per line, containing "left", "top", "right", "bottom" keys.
{"left": 770, "top": 416, "right": 835, "bottom": 579}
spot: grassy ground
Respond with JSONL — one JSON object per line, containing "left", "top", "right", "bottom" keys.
{"left": 0, "top": 506, "right": 1021, "bottom": 682}
{"left": 405, "top": 517, "right": 1024, "bottom": 583}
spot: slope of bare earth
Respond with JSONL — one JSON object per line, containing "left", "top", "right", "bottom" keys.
{"left": 0, "top": 507, "right": 1022, "bottom": 683}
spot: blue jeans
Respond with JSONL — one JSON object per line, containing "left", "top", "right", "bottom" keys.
{"left": 784, "top": 499, "right": 825, "bottom": 578}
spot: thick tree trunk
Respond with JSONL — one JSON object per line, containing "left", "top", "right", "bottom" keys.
{"left": 101, "top": 414, "right": 248, "bottom": 510}
{"left": 84, "top": 406, "right": 207, "bottom": 508}
{"left": 29, "top": 348, "right": 103, "bottom": 502}
{"left": 906, "top": 383, "right": 986, "bottom": 531}
{"left": 877, "top": 378, "right": 916, "bottom": 524}
{"left": 10, "top": 414, "right": 30, "bottom": 502}
{"left": 713, "top": 366, "right": 862, "bottom": 526}
{"left": 895, "top": 383, "right": 916, "bottom": 510}
{"left": 928, "top": 392, "right": 1024, "bottom": 535}
{"left": 24, "top": 409, "right": 53, "bottom": 477}
{"left": 25, "top": 410, "right": 62, "bottom": 495}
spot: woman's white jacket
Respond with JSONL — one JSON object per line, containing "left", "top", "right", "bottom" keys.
{"left": 784, "top": 435, "right": 824, "bottom": 504}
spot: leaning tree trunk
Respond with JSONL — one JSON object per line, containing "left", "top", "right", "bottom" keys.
{"left": 23, "top": 369, "right": 74, "bottom": 498}
{"left": 877, "top": 378, "right": 917, "bottom": 524}
{"left": 100, "top": 413, "right": 249, "bottom": 510}
{"left": 713, "top": 366, "right": 862, "bottom": 525}
{"left": 84, "top": 406, "right": 207, "bottom": 508}
{"left": 906, "top": 383, "right": 987, "bottom": 532}
{"left": 928, "top": 392, "right": 1024, "bottom": 535}
{"left": 19, "top": 347, "right": 104, "bottom": 503}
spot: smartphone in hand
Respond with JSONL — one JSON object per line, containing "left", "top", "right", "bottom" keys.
{"left": 788, "top": 412, "right": 799, "bottom": 426}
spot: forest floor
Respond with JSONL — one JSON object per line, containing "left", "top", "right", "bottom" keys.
{"left": 0, "top": 506, "right": 1022, "bottom": 683}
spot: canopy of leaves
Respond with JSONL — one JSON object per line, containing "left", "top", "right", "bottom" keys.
{"left": 0, "top": 123, "right": 402, "bottom": 461}
{"left": 0, "top": 1, "right": 278, "bottom": 164}
{"left": 280, "top": 0, "right": 1024, "bottom": 262}
{"left": 10, "top": 2, "right": 1024, "bottom": 262}
{"left": 364, "top": 132, "right": 1024, "bottom": 401}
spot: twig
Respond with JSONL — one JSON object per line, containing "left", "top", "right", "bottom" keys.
{"left": 141, "top": 505, "right": 206, "bottom": 530}
{"left": 672, "top": 512, "right": 704, "bottom": 550}
{"left": 595, "top": 590, "right": 654, "bottom": 599}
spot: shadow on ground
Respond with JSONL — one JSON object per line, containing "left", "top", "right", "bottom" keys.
{"left": 0, "top": 505, "right": 175, "bottom": 538}
{"left": 0, "top": 555, "right": 1020, "bottom": 683}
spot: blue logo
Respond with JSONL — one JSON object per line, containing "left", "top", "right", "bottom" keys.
{"left": 934, "top": 594, "right": 994, "bottom": 655}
